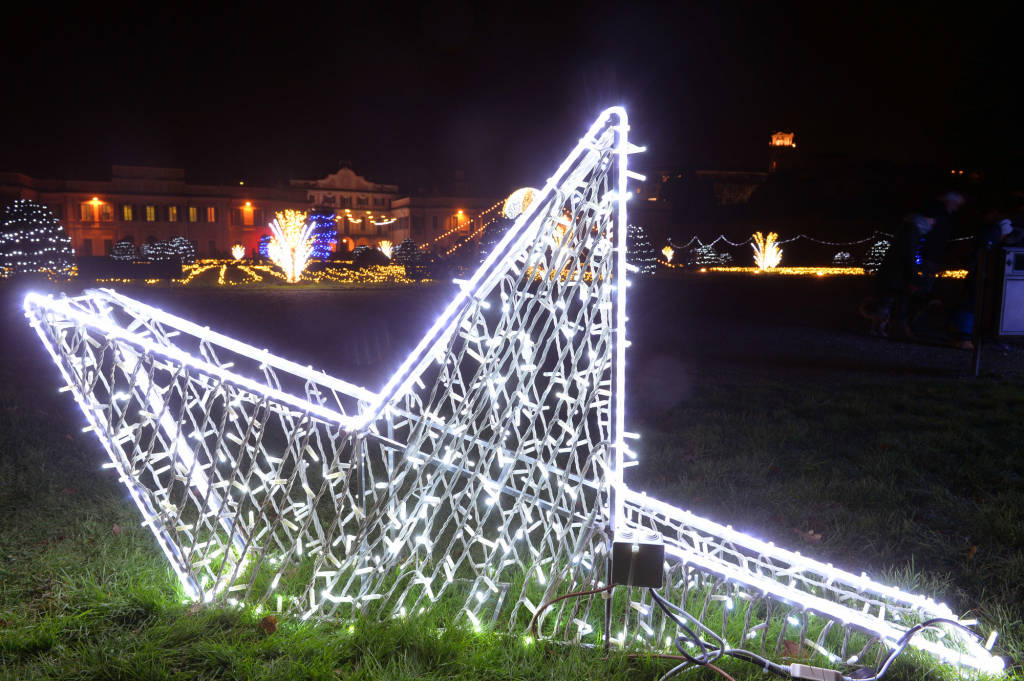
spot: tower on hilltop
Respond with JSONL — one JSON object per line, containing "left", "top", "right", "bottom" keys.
{"left": 769, "top": 131, "right": 796, "bottom": 173}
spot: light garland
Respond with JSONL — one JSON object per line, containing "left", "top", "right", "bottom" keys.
{"left": 266, "top": 210, "right": 314, "bottom": 283}
{"left": 708, "top": 266, "right": 866, "bottom": 276}
{"left": 441, "top": 216, "right": 499, "bottom": 256}
{"left": 21, "top": 108, "right": 1003, "bottom": 677}
{"left": 422, "top": 201, "right": 503, "bottom": 251}
{"left": 305, "top": 264, "right": 418, "bottom": 285}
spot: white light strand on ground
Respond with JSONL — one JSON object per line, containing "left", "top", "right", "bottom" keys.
{"left": 23, "top": 108, "right": 1003, "bottom": 677}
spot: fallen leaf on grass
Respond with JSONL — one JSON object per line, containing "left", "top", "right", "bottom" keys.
{"left": 188, "top": 602, "right": 202, "bottom": 615}
{"left": 794, "top": 528, "right": 823, "bottom": 543}
{"left": 112, "top": 524, "right": 122, "bottom": 536}
{"left": 0, "top": 618, "right": 9, "bottom": 628}
{"left": 259, "top": 615, "right": 278, "bottom": 636}
{"left": 968, "top": 545, "right": 978, "bottom": 561}
{"left": 781, "top": 640, "right": 809, "bottom": 658}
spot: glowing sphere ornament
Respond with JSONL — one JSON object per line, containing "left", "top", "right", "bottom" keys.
{"left": 231, "top": 244, "right": 245, "bottom": 260}
{"left": 266, "top": 210, "right": 314, "bottom": 283}
{"left": 502, "top": 187, "right": 538, "bottom": 219}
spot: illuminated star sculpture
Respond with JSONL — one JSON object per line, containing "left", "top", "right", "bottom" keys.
{"left": 23, "top": 108, "right": 1002, "bottom": 676}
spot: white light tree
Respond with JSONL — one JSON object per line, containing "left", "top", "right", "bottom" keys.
{"left": 0, "top": 199, "right": 74, "bottom": 279}
{"left": 267, "top": 210, "right": 314, "bottom": 283}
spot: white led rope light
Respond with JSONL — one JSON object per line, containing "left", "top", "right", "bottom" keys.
{"left": 23, "top": 108, "right": 1003, "bottom": 676}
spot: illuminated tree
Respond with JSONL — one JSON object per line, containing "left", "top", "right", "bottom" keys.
{"left": 258, "top": 234, "right": 271, "bottom": 259}
{"left": 353, "top": 244, "right": 388, "bottom": 269}
{"left": 626, "top": 224, "right": 657, "bottom": 276}
{"left": 864, "top": 240, "right": 890, "bottom": 272}
{"left": 0, "top": 199, "right": 74, "bottom": 279}
{"left": 231, "top": 244, "right": 245, "bottom": 260}
{"left": 170, "top": 236, "right": 197, "bottom": 264}
{"left": 692, "top": 243, "right": 731, "bottom": 266}
{"left": 267, "top": 210, "right": 314, "bottom": 283}
{"left": 476, "top": 217, "right": 513, "bottom": 264}
{"left": 143, "top": 240, "right": 177, "bottom": 263}
{"left": 832, "top": 251, "right": 852, "bottom": 265}
{"left": 393, "top": 237, "right": 430, "bottom": 279}
{"left": 378, "top": 239, "right": 394, "bottom": 259}
{"left": 308, "top": 208, "right": 337, "bottom": 259}
{"left": 110, "top": 237, "right": 136, "bottom": 262}
{"left": 751, "top": 231, "right": 782, "bottom": 270}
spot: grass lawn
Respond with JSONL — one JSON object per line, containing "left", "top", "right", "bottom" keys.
{"left": 1, "top": 279, "right": 1022, "bottom": 680}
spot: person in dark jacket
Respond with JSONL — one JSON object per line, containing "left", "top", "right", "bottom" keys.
{"left": 918, "top": 191, "right": 966, "bottom": 292}
{"left": 872, "top": 213, "right": 934, "bottom": 338}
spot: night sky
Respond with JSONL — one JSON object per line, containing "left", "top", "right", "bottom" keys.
{"left": 1, "top": 2, "right": 1019, "bottom": 195}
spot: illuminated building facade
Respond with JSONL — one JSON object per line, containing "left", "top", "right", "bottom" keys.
{"left": 0, "top": 166, "right": 500, "bottom": 257}
{"left": 0, "top": 166, "right": 308, "bottom": 257}
{"left": 289, "top": 167, "right": 400, "bottom": 250}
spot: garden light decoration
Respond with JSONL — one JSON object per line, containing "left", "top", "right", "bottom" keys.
{"left": 752, "top": 231, "right": 782, "bottom": 270}
{"left": 377, "top": 240, "right": 394, "bottom": 259}
{"left": 661, "top": 245, "right": 673, "bottom": 262}
{"left": 267, "top": 210, "right": 314, "bottom": 283}
{"left": 231, "top": 244, "right": 245, "bottom": 260}
{"left": 23, "top": 108, "right": 1003, "bottom": 676}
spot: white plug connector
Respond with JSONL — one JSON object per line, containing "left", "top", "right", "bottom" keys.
{"left": 789, "top": 664, "right": 842, "bottom": 681}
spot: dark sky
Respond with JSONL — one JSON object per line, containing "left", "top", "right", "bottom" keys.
{"left": 1, "top": 1, "right": 1019, "bottom": 195}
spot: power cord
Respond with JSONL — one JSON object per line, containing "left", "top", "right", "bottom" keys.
{"left": 528, "top": 585, "right": 991, "bottom": 681}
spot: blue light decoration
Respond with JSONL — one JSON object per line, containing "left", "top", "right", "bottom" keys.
{"left": 258, "top": 234, "right": 271, "bottom": 259}
{"left": 0, "top": 198, "right": 74, "bottom": 279}
{"left": 308, "top": 208, "right": 337, "bottom": 259}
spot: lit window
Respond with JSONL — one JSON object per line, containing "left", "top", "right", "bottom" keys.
{"left": 100, "top": 204, "right": 113, "bottom": 221}
{"left": 80, "top": 203, "right": 95, "bottom": 221}
{"left": 168, "top": 206, "right": 179, "bottom": 222}
{"left": 145, "top": 205, "right": 156, "bottom": 222}
{"left": 206, "top": 206, "right": 216, "bottom": 223}
{"left": 188, "top": 206, "right": 198, "bottom": 222}
{"left": 122, "top": 205, "right": 133, "bottom": 221}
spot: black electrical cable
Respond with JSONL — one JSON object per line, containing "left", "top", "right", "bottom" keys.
{"left": 850, "top": 617, "right": 987, "bottom": 681}
{"left": 649, "top": 588, "right": 992, "bottom": 681}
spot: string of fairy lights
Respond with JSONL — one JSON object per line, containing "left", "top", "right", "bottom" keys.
{"left": 420, "top": 199, "right": 504, "bottom": 251}
{"left": 669, "top": 231, "right": 974, "bottom": 250}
